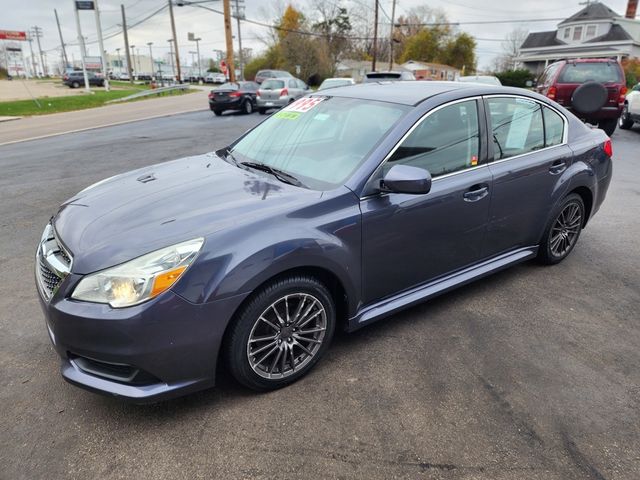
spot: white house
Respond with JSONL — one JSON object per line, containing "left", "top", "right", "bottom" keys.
{"left": 518, "top": 1, "right": 640, "bottom": 75}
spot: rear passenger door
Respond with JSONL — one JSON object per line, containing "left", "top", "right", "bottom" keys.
{"left": 483, "top": 96, "right": 572, "bottom": 256}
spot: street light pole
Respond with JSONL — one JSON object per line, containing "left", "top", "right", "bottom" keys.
{"left": 71, "top": 2, "right": 91, "bottom": 92}
{"left": 195, "top": 37, "right": 202, "bottom": 79}
{"left": 130, "top": 45, "right": 136, "bottom": 80}
{"left": 147, "top": 42, "right": 154, "bottom": 79}
{"left": 94, "top": 0, "right": 110, "bottom": 91}
{"left": 168, "top": 39, "right": 176, "bottom": 79}
{"left": 233, "top": 0, "right": 244, "bottom": 80}
{"left": 116, "top": 48, "right": 122, "bottom": 76}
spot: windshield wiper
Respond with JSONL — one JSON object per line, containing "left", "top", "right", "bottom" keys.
{"left": 240, "top": 161, "right": 307, "bottom": 188}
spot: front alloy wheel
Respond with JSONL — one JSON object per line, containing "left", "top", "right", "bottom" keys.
{"left": 225, "top": 275, "right": 335, "bottom": 390}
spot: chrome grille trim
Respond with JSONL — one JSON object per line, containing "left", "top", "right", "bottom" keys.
{"left": 36, "top": 223, "right": 72, "bottom": 300}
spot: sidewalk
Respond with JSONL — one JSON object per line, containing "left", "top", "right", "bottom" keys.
{"left": 0, "top": 90, "right": 208, "bottom": 146}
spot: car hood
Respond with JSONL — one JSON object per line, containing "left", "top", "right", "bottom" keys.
{"left": 54, "top": 152, "right": 320, "bottom": 274}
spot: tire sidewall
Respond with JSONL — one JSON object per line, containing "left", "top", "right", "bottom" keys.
{"left": 243, "top": 99, "right": 253, "bottom": 114}
{"left": 539, "top": 193, "right": 585, "bottom": 264}
{"left": 226, "top": 276, "right": 336, "bottom": 391}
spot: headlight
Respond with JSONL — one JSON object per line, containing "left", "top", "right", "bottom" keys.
{"left": 71, "top": 238, "right": 204, "bottom": 308}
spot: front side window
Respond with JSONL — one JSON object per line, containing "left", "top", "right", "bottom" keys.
{"left": 230, "top": 97, "right": 409, "bottom": 190}
{"left": 488, "top": 97, "right": 544, "bottom": 160}
{"left": 384, "top": 100, "right": 480, "bottom": 177}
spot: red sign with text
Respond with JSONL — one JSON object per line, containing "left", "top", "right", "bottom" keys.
{"left": 0, "top": 30, "right": 27, "bottom": 41}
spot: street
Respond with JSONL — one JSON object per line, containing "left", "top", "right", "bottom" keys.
{"left": 1, "top": 111, "right": 639, "bottom": 479}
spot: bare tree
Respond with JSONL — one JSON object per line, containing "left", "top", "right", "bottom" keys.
{"left": 495, "top": 28, "right": 529, "bottom": 71}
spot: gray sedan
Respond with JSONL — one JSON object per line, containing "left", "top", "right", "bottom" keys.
{"left": 257, "top": 77, "right": 309, "bottom": 114}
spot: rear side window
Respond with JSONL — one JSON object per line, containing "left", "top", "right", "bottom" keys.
{"left": 385, "top": 100, "right": 480, "bottom": 177}
{"left": 488, "top": 97, "right": 544, "bottom": 160}
{"left": 558, "top": 62, "right": 623, "bottom": 83}
{"left": 543, "top": 107, "right": 564, "bottom": 147}
{"left": 288, "top": 79, "right": 297, "bottom": 88}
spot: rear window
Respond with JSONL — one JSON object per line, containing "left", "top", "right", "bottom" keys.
{"left": 367, "top": 72, "right": 401, "bottom": 80}
{"left": 558, "top": 62, "right": 623, "bottom": 83}
{"left": 261, "top": 80, "right": 285, "bottom": 90}
{"left": 218, "top": 82, "right": 239, "bottom": 90}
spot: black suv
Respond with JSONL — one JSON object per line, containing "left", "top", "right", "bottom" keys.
{"left": 62, "top": 71, "right": 105, "bottom": 88}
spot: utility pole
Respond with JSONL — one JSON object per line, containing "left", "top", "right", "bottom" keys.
{"left": 147, "top": 42, "right": 154, "bottom": 79}
{"left": 121, "top": 4, "right": 133, "bottom": 83}
{"left": 31, "top": 26, "right": 47, "bottom": 76}
{"left": 168, "top": 0, "right": 182, "bottom": 82}
{"left": 130, "top": 45, "right": 137, "bottom": 79}
{"left": 94, "top": 0, "right": 110, "bottom": 90}
{"left": 71, "top": 2, "right": 91, "bottom": 91}
{"left": 54, "top": 9, "right": 70, "bottom": 69}
{"left": 233, "top": 0, "right": 245, "bottom": 80}
{"left": 223, "top": 0, "right": 235, "bottom": 82}
{"left": 388, "top": 0, "right": 396, "bottom": 70}
{"left": 195, "top": 37, "right": 202, "bottom": 79}
{"left": 27, "top": 35, "right": 38, "bottom": 78}
{"left": 116, "top": 48, "right": 122, "bottom": 76}
{"left": 371, "top": 0, "right": 378, "bottom": 72}
{"left": 168, "top": 39, "right": 176, "bottom": 79}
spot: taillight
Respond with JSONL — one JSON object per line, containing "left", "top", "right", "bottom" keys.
{"left": 229, "top": 91, "right": 241, "bottom": 97}
{"left": 208, "top": 92, "right": 213, "bottom": 99}
{"left": 619, "top": 86, "right": 627, "bottom": 104}
{"left": 547, "top": 86, "right": 557, "bottom": 100}
{"left": 279, "top": 88, "right": 288, "bottom": 97}
{"left": 256, "top": 90, "right": 262, "bottom": 98}
{"left": 603, "top": 139, "right": 613, "bottom": 158}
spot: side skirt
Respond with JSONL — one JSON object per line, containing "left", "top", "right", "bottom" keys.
{"left": 347, "top": 246, "right": 538, "bottom": 332}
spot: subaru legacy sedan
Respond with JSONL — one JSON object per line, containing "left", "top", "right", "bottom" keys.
{"left": 36, "top": 82, "right": 612, "bottom": 402}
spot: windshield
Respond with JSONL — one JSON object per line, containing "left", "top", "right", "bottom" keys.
{"left": 229, "top": 97, "right": 410, "bottom": 190}
{"left": 261, "top": 80, "right": 285, "bottom": 90}
{"left": 558, "top": 63, "right": 623, "bottom": 83}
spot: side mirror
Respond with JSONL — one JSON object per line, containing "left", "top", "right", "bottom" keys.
{"left": 525, "top": 80, "right": 533, "bottom": 88}
{"left": 381, "top": 165, "right": 432, "bottom": 194}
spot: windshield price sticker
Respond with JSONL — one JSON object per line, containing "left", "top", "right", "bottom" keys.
{"left": 284, "top": 97, "right": 326, "bottom": 113}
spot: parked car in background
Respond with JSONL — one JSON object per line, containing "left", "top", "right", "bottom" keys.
{"left": 62, "top": 71, "right": 105, "bottom": 88}
{"left": 36, "top": 82, "right": 612, "bottom": 401}
{"left": 535, "top": 58, "right": 626, "bottom": 136}
{"left": 318, "top": 77, "right": 355, "bottom": 90}
{"left": 255, "top": 69, "right": 293, "bottom": 84}
{"left": 208, "top": 81, "right": 259, "bottom": 115}
{"left": 205, "top": 72, "right": 226, "bottom": 84}
{"left": 256, "top": 77, "right": 308, "bottom": 114}
{"left": 458, "top": 75, "right": 502, "bottom": 86}
{"left": 619, "top": 82, "right": 640, "bottom": 130}
{"left": 363, "top": 71, "right": 416, "bottom": 82}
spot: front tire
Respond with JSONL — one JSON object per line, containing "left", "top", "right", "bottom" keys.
{"left": 258, "top": 108, "right": 267, "bottom": 115}
{"left": 599, "top": 118, "right": 617, "bottom": 136}
{"left": 224, "top": 275, "right": 336, "bottom": 391}
{"left": 538, "top": 193, "right": 585, "bottom": 265}
{"left": 71, "top": 81, "right": 80, "bottom": 88}
{"left": 619, "top": 105, "right": 634, "bottom": 130}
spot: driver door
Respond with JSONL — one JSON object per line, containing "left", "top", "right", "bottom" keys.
{"left": 360, "top": 98, "right": 493, "bottom": 304}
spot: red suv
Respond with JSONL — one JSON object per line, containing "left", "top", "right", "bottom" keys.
{"left": 535, "top": 58, "right": 627, "bottom": 136}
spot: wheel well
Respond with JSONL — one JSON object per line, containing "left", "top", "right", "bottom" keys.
{"left": 570, "top": 186, "right": 593, "bottom": 227}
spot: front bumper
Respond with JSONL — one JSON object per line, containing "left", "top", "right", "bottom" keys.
{"left": 39, "top": 281, "right": 247, "bottom": 403}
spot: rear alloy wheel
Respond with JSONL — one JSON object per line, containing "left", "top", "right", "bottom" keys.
{"left": 619, "top": 104, "right": 634, "bottom": 130}
{"left": 599, "top": 118, "right": 617, "bottom": 136}
{"left": 243, "top": 99, "right": 253, "bottom": 114}
{"left": 72, "top": 81, "right": 80, "bottom": 88}
{"left": 225, "top": 276, "right": 335, "bottom": 391}
{"left": 538, "top": 193, "right": 585, "bottom": 265}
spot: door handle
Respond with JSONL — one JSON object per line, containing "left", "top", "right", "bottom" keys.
{"left": 549, "top": 160, "right": 567, "bottom": 175}
{"left": 463, "top": 184, "right": 489, "bottom": 202}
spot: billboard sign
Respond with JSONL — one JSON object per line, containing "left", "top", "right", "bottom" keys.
{"left": 75, "top": 1, "right": 95, "bottom": 10}
{"left": 84, "top": 56, "right": 102, "bottom": 69}
{"left": 0, "top": 30, "right": 27, "bottom": 41}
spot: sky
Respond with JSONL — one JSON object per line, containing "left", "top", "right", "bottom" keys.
{"left": 0, "top": 0, "right": 635, "bottom": 72}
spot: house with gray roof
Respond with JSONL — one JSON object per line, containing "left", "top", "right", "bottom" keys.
{"left": 518, "top": 1, "right": 639, "bottom": 74}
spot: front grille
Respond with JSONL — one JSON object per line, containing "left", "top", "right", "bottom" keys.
{"left": 36, "top": 223, "right": 72, "bottom": 300}
{"left": 38, "top": 256, "right": 62, "bottom": 297}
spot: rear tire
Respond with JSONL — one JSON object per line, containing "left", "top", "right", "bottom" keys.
{"left": 537, "top": 193, "right": 585, "bottom": 265}
{"left": 71, "top": 81, "right": 80, "bottom": 88}
{"left": 213, "top": 109, "right": 223, "bottom": 116}
{"left": 619, "top": 105, "right": 634, "bottom": 130}
{"left": 242, "top": 99, "right": 253, "bottom": 114}
{"left": 599, "top": 118, "right": 617, "bottom": 136}
{"left": 258, "top": 108, "right": 267, "bottom": 115}
{"left": 224, "top": 275, "right": 336, "bottom": 391}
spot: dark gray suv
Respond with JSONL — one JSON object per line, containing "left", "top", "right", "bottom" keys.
{"left": 36, "top": 82, "right": 612, "bottom": 402}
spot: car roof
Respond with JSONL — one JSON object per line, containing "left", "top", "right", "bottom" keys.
{"left": 312, "top": 81, "right": 478, "bottom": 105}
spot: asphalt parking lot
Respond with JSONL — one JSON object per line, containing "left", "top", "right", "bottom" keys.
{"left": 1, "top": 111, "right": 639, "bottom": 479}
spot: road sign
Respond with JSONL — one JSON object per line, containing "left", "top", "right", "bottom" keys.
{"left": 83, "top": 56, "right": 102, "bottom": 69}
{"left": 188, "top": 32, "right": 195, "bottom": 41}
{"left": 75, "top": 1, "right": 95, "bottom": 10}
{"left": 0, "top": 30, "right": 27, "bottom": 41}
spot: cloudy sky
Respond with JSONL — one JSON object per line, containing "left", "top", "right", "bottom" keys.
{"left": 1, "top": 0, "right": 634, "bottom": 71}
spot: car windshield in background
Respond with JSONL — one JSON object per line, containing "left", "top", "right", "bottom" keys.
{"left": 261, "top": 80, "right": 285, "bottom": 90}
{"left": 558, "top": 63, "right": 623, "bottom": 83}
{"left": 229, "top": 97, "right": 410, "bottom": 190}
